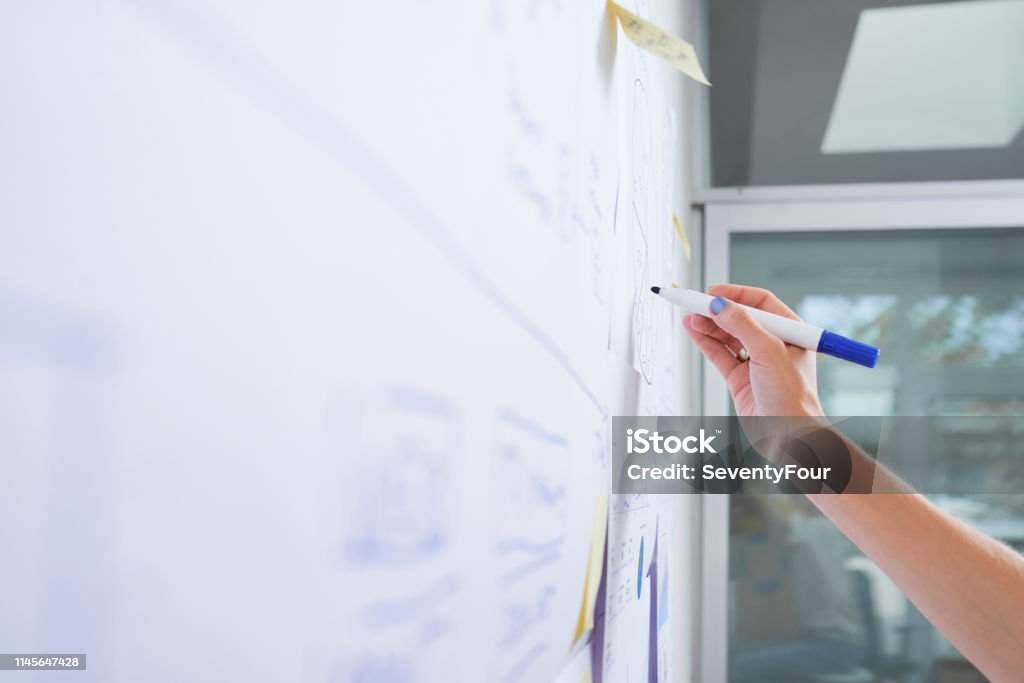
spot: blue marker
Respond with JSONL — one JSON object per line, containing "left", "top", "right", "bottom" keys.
{"left": 651, "top": 287, "right": 879, "bottom": 368}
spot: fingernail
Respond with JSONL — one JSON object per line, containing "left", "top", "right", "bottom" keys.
{"left": 710, "top": 296, "right": 729, "bottom": 315}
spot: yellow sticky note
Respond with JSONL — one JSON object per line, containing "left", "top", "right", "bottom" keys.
{"left": 573, "top": 495, "right": 608, "bottom": 642}
{"left": 610, "top": 1, "right": 711, "bottom": 86}
{"left": 673, "top": 212, "right": 692, "bottom": 262}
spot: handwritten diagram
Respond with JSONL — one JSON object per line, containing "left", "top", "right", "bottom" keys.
{"left": 341, "top": 387, "right": 459, "bottom": 567}
{"left": 630, "top": 77, "right": 657, "bottom": 385}
{"left": 492, "top": 408, "right": 570, "bottom": 683}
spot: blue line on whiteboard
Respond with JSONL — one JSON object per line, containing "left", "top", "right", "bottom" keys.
{"left": 498, "top": 408, "right": 570, "bottom": 447}
{"left": 511, "top": 164, "right": 551, "bottom": 222}
{"left": 0, "top": 287, "right": 115, "bottom": 368}
{"left": 126, "top": 0, "right": 607, "bottom": 419}
{"left": 501, "top": 584, "right": 557, "bottom": 647}
{"left": 419, "top": 615, "right": 453, "bottom": 644}
{"left": 612, "top": 492, "right": 649, "bottom": 514}
{"left": 339, "top": 653, "right": 413, "bottom": 683}
{"left": 385, "top": 385, "right": 455, "bottom": 417}
{"left": 508, "top": 88, "right": 544, "bottom": 142}
{"left": 342, "top": 529, "right": 444, "bottom": 567}
{"left": 497, "top": 536, "right": 564, "bottom": 555}
{"left": 531, "top": 475, "right": 566, "bottom": 505}
{"left": 359, "top": 574, "right": 463, "bottom": 629}
{"left": 501, "top": 552, "right": 561, "bottom": 586}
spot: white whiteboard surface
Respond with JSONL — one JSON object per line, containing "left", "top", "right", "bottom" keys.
{"left": 0, "top": 0, "right": 693, "bottom": 681}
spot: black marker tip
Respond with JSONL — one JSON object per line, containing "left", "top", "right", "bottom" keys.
{"left": 650, "top": 286, "right": 661, "bottom": 294}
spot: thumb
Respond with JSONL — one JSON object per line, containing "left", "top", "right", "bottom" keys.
{"left": 707, "top": 296, "right": 785, "bottom": 360}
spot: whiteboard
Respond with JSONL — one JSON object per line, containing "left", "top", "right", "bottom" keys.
{"left": 0, "top": 0, "right": 690, "bottom": 681}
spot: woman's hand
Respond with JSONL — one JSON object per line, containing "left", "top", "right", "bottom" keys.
{"left": 685, "top": 289, "right": 1024, "bottom": 682}
{"left": 683, "top": 284, "right": 824, "bottom": 417}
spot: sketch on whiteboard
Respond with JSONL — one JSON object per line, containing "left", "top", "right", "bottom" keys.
{"left": 572, "top": 151, "right": 611, "bottom": 309}
{"left": 341, "top": 387, "right": 459, "bottom": 567}
{"left": 329, "top": 573, "right": 460, "bottom": 682}
{"left": 3, "top": 0, "right": 679, "bottom": 679}
{"left": 492, "top": 407, "right": 570, "bottom": 558}
{"left": 504, "top": 30, "right": 573, "bottom": 243}
{"left": 630, "top": 78, "right": 655, "bottom": 385}
{"left": 491, "top": 407, "right": 571, "bottom": 683}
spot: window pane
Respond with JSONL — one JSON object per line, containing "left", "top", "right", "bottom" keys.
{"left": 708, "top": 0, "right": 1024, "bottom": 186}
{"left": 910, "top": 295, "right": 1024, "bottom": 367}
{"left": 727, "top": 227, "right": 1024, "bottom": 681}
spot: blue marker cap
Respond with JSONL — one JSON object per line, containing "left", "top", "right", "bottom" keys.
{"left": 816, "top": 331, "right": 880, "bottom": 368}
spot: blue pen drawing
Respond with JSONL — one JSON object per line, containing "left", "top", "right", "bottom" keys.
{"left": 359, "top": 574, "right": 464, "bottom": 630}
{"left": 630, "top": 78, "right": 654, "bottom": 385}
{"left": 493, "top": 408, "right": 570, "bottom": 578}
{"left": 341, "top": 386, "right": 458, "bottom": 568}
{"left": 0, "top": 287, "right": 116, "bottom": 678}
{"left": 123, "top": 0, "right": 606, "bottom": 418}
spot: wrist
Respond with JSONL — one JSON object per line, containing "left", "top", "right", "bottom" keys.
{"left": 792, "top": 399, "right": 825, "bottom": 418}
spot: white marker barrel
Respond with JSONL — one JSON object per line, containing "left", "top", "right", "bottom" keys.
{"left": 668, "top": 289, "right": 825, "bottom": 350}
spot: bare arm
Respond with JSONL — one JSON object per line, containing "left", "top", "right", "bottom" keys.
{"left": 810, "top": 489, "right": 1024, "bottom": 681}
{"left": 686, "top": 283, "right": 1024, "bottom": 682}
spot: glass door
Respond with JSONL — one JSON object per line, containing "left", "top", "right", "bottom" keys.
{"left": 700, "top": 197, "right": 1024, "bottom": 683}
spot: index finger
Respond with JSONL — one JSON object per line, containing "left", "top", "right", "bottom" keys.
{"left": 707, "top": 283, "right": 801, "bottom": 321}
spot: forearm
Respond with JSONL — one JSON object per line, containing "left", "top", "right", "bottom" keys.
{"left": 810, "top": 487, "right": 1024, "bottom": 682}
{"left": 695, "top": 284, "right": 1024, "bottom": 677}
